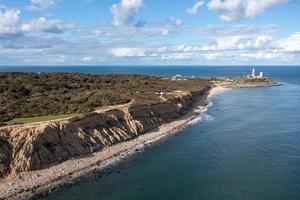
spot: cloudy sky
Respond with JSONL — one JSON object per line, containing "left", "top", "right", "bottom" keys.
{"left": 0, "top": 0, "right": 300, "bottom": 65}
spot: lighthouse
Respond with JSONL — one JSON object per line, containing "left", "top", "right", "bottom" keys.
{"left": 251, "top": 68, "right": 256, "bottom": 78}
{"left": 247, "top": 67, "right": 264, "bottom": 78}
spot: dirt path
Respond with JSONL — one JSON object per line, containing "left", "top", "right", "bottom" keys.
{"left": 2, "top": 100, "right": 136, "bottom": 129}
{"left": 94, "top": 99, "right": 135, "bottom": 113}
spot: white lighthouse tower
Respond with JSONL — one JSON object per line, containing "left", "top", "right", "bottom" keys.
{"left": 247, "top": 67, "right": 264, "bottom": 78}
{"left": 251, "top": 68, "right": 256, "bottom": 78}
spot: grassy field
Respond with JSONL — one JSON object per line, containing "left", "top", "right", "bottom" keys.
{"left": 233, "top": 77, "right": 273, "bottom": 84}
{"left": 4, "top": 113, "right": 79, "bottom": 125}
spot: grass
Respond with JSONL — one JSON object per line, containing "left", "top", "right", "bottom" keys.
{"left": 233, "top": 77, "right": 272, "bottom": 84}
{"left": 5, "top": 113, "right": 79, "bottom": 125}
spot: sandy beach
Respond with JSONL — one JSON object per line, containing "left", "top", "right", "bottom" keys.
{"left": 0, "top": 86, "right": 229, "bottom": 200}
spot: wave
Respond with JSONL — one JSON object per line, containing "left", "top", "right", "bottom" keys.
{"left": 188, "top": 113, "right": 215, "bottom": 125}
{"left": 188, "top": 101, "right": 215, "bottom": 125}
{"left": 207, "top": 101, "right": 213, "bottom": 108}
{"left": 201, "top": 113, "right": 215, "bottom": 122}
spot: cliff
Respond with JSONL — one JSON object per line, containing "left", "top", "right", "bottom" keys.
{"left": 0, "top": 88, "right": 209, "bottom": 178}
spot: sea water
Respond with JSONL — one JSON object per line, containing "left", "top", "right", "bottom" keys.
{"left": 1, "top": 66, "right": 299, "bottom": 200}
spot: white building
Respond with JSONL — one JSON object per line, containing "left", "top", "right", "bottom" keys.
{"left": 247, "top": 68, "right": 264, "bottom": 78}
{"left": 252, "top": 68, "right": 256, "bottom": 77}
{"left": 172, "top": 74, "right": 186, "bottom": 81}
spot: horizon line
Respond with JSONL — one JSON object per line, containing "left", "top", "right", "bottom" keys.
{"left": 1, "top": 65, "right": 300, "bottom": 67}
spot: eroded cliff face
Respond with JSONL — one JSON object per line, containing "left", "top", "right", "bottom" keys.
{"left": 0, "top": 89, "right": 208, "bottom": 178}
{"left": 0, "top": 136, "right": 12, "bottom": 178}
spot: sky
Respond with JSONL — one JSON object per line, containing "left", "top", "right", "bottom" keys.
{"left": 0, "top": 0, "right": 300, "bottom": 66}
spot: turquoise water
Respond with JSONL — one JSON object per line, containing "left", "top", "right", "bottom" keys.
{"left": 1, "top": 66, "right": 300, "bottom": 200}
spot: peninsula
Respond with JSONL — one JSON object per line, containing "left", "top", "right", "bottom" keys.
{"left": 0, "top": 72, "right": 276, "bottom": 200}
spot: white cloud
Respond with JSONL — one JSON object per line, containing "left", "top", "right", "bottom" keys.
{"left": 250, "top": 52, "right": 286, "bottom": 59}
{"left": 161, "top": 35, "right": 273, "bottom": 57}
{"left": 81, "top": 56, "right": 94, "bottom": 62}
{"left": 169, "top": 17, "right": 183, "bottom": 27}
{"left": 238, "top": 35, "right": 272, "bottom": 49}
{"left": 93, "top": 24, "right": 175, "bottom": 38}
{"left": 0, "top": 9, "right": 21, "bottom": 37}
{"left": 207, "top": 0, "right": 289, "bottom": 21}
{"left": 21, "top": 17, "right": 73, "bottom": 34}
{"left": 241, "top": 51, "right": 295, "bottom": 61}
{"left": 200, "top": 35, "right": 273, "bottom": 51}
{"left": 187, "top": 1, "right": 205, "bottom": 15}
{"left": 53, "top": 55, "right": 66, "bottom": 63}
{"left": 213, "top": 36, "right": 241, "bottom": 50}
{"left": 275, "top": 32, "right": 300, "bottom": 52}
{"left": 91, "top": 22, "right": 181, "bottom": 39}
{"left": 156, "top": 46, "right": 168, "bottom": 53}
{"left": 161, "top": 29, "right": 169, "bottom": 35}
{"left": 26, "top": 0, "right": 57, "bottom": 11}
{"left": 1, "top": 4, "right": 299, "bottom": 65}
{"left": 0, "top": 8, "right": 72, "bottom": 38}
{"left": 111, "top": 0, "right": 143, "bottom": 26}
{"left": 201, "top": 51, "right": 295, "bottom": 62}
{"left": 199, "top": 24, "right": 277, "bottom": 36}
{"left": 203, "top": 53, "right": 221, "bottom": 60}
{"left": 173, "top": 33, "right": 298, "bottom": 63}
{"left": 177, "top": 45, "right": 201, "bottom": 52}
{"left": 161, "top": 53, "right": 192, "bottom": 60}
{"left": 110, "top": 47, "right": 145, "bottom": 57}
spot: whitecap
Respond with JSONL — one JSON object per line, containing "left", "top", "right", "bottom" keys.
{"left": 201, "top": 113, "right": 215, "bottom": 122}
{"left": 188, "top": 115, "right": 203, "bottom": 125}
{"left": 188, "top": 101, "right": 215, "bottom": 125}
{"left": 207, "top": 101, "right": 213, "bottom": 108}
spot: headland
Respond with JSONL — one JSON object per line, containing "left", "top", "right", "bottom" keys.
{"left": 0, "top": 73, "right": 277, "bottom": 200}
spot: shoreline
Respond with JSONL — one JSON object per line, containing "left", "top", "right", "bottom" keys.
{"left": 0, "top": 86, "right": 229, "bottom": 200}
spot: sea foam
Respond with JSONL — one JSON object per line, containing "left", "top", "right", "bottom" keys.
{"left": 188, "top": 101, "right": 215, "bottom": 125}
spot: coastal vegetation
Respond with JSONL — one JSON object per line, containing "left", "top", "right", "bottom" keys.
{"left": 0, "top": 73, "right": 211, "bottom": 125}
{"left": 4, "top": 114, "right": 80, "bottom": 126}
{"left": 233, "top": 77, "right": 274, "bottom": 84}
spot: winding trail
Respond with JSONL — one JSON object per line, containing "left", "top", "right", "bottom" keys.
{"left": 3, "top": 100, "right": 136, "bottom": 128}
{"left": 94, "top": 99, "right": 135, "bottom": 113}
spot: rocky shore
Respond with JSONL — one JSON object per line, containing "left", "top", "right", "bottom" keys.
{"left": 0, "top": 78, "right": 277, "bottom": 200}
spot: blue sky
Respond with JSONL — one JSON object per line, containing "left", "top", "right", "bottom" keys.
{"left": 0, "top": 0, "right": 300, "bottom": 65}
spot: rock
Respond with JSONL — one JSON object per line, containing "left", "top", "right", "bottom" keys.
{"left": 0, "top": 136, "right": 12, "bottom": 178}
{"left": 0, "top": 89, "right": 208, "bottom": 178}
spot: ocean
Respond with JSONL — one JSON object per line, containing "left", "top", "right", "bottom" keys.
{"left": 1, "top": 66, "right": 300, "bottom": 200}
